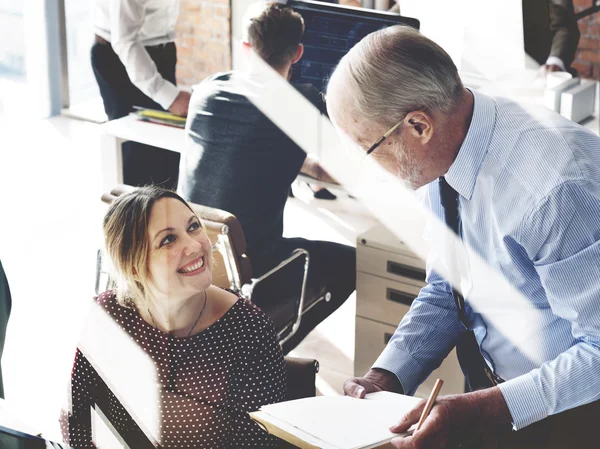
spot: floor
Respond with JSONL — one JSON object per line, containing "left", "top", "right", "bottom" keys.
{"left": 0, "top": 113, "right": 378, "bottom": 440}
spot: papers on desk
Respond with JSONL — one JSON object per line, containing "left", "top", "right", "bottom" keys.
{"left": 249, "top": 391, "right": 421, "bottom": 449}
{"left": 134, "top": 108, "right": 187, "bottom": 129}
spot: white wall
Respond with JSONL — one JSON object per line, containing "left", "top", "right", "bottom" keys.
{"left": 231, "top": 0, "right": 255, "bottom": 71}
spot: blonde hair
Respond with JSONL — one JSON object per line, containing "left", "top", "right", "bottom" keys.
{"left": 103, "top": 186, "right": 197, "bottom": 308}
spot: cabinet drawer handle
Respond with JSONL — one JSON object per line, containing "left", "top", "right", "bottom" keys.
{"left": 384, "top": 332, "right": 393, "bottom": 344}
{"left": 387, "top": 288, "right": 415, "bottom": 306}
{"left": 387, "top": 261, "right": 425, "bottom": 282}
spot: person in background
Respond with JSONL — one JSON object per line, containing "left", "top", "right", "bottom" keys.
{"left": 523, "top": 0, "right": 580, "bottom": 75}
{"left": 60, "top": 187, "right": 286, "bottom": 448}
{"left": 327, "top": 25, "right": 600, "bottom": 449}
{"left": 0, "top": 259, "right": 11, "bottom": 399}
{"left": 92, "top": 0, "right": 190, "bottom": 190}
{"left": 179, "top": 1, "right": 356, "bottom": 354}
{"left": 389, "top": 0, "right": 580, "bottom": 75}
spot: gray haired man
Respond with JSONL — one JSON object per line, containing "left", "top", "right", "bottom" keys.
{"left": 326, "top": 25, "right": 600, "bottom": 449}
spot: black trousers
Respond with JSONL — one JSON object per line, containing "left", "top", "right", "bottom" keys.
{"left": 0, "top": 260, "right": 12, "bottom": 399}
{"left": 252, "top": 238, "right": 356, "bottom": 354}
{"left": 91, "top": 41, "right": 180, "bottom": 190}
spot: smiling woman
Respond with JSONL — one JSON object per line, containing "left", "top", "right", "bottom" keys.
{"left": 60, "top": 186, "right": 287, "bottom": 449}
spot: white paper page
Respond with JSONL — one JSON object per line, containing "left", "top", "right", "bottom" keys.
{"left": 260, "top": 392, "right": 421, "bottom": 449}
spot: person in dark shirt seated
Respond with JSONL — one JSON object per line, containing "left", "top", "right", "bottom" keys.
{"left": 179, "top": 1, "right": 356, "bottom": 353}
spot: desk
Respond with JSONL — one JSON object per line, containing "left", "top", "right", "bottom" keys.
{"left": 100, "top": 114, "right": 185, "bottom": 192}
{"left": 100, "top": 78, "right": 600, "bottom": 192}
{"left": 100, "top": 114, "right": 341, "bottom": 193}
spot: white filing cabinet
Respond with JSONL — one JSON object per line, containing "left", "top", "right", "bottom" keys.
{"left": 355, "top": 224, "right": 464, "bottom": 398}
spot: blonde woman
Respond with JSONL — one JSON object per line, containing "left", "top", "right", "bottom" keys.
{"left": 61, "top": 186, "right": 286, "bottom": 448}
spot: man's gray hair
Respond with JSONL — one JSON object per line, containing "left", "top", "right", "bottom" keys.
{"left": 328, "top": 26, "right": 464, "bottom": 127}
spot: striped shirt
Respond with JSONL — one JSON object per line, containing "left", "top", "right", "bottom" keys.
{"left": 374, "top": 90, "right": 600, "bottom": 430}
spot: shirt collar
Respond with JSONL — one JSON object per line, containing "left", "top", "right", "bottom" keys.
{"left": 444, "top": 89, "right": 496, "bottom": 200}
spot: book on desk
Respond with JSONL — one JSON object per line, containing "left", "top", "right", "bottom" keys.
{"left": 249, "top": 391, "right": 421, "bottom": 449}
{"left": 133, "top": 108, "right": 187, "bottom": 129}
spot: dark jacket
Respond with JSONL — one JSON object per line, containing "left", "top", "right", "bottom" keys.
{"left": 523, "top": 0, "right": 580, "bottom": 70}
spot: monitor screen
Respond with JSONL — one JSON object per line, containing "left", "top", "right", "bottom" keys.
{"left": 289, "top": 0, "right": 420, "bottom": 92}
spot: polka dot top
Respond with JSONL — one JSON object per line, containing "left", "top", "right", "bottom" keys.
{"left": 60, "top": 290, "right": 287, "bottom": 448}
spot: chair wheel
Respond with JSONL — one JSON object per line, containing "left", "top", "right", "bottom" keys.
{"left": 325, "top": 292, "right": 331, "bottom": 302}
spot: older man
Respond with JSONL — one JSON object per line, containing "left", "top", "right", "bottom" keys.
{"left": 327, "top": 26, "right": 600, "bottom": 449}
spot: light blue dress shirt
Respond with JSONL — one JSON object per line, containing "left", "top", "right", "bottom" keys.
{"left": 374, "top": 90, "right": 600, "bottom": 430}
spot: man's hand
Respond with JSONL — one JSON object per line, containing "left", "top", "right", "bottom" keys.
{"left": 388, "top": 387, "right": 512, "bottom": 449}
{"left": 344, "top": 368, "right": 404, "bottom": 398}
{"left": 169, "top": 90, "right": 191, "bottom": 117}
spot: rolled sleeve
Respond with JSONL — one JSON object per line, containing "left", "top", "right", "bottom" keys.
{"left": 153, "top": 82, "right": 180, "bottom": 110}
{"left": 109, "top": 0, "right": 179, "bottom": 109}
{"left": 545, "top": 56, "right": 565, "bottom": 71}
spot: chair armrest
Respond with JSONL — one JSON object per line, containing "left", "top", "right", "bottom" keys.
{"left": 242, "top": 249, "right": 309, "bottom": 347}
{"left": 284, "top": 356, "right": 319, "bottom": 400}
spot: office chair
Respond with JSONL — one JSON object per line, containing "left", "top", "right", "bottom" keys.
{"left": 96, "top": 185, "right": 331, "bottom": 348}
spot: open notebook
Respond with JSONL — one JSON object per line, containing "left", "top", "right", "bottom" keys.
{"left": 249, "top": 391, "right": 421, "bottom": 449}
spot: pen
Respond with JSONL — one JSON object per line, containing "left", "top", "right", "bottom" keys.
{"left": 415, "top": 378, "right": 444, "bottom": 431}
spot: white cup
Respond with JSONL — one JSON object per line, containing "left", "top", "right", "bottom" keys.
{"left": 546, "top": 71, "right": 573, "bottom": 89}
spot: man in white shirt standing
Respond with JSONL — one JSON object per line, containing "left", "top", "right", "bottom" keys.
{"left": 92, "top": 0, "right": 191, "bottom": 189}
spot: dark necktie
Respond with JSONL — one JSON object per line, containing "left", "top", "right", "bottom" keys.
{"left": 438, "top": 177, "right": 504, "bottom": 391}
{"left": 438, "top": 177, "right": 468, "bottom": 328}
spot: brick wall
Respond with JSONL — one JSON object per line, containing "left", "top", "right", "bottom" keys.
{"left": 173, "top": 0, "right": 600, "bottom": 84}
{"left": 175, "top": 0, "right": 232, "bottom": 88}
{"left": 573, "top": 0, "right": 600, "bottom": 78}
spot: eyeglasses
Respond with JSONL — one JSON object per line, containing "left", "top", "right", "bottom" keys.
{"left": 365, "top": 118, "right": 405, "bottom": 156}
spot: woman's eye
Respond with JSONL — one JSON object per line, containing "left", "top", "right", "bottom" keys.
{"left": 159, "top": 234, "right": 176, "bottom": 247}
{"left": 188, "top": 221, "right": 201, "bottom": 232}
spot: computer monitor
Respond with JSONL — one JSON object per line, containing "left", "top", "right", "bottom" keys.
{"left": 289, "top": 0, "right": 420, "bottom": 92}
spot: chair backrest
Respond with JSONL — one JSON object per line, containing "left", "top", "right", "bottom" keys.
{"left": 100, "top": 185, "right": 253, "bottom": 291}
{"left": 283, "top": 356, "right": 319, "bottom": 401}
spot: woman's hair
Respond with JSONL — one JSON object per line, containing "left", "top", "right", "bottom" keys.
{"left": 327, "top": 25, "right": 464, "bottom": 128}
{"left": 242, "top": 1, "right": 305, "bottom": 69}
{"left": 103, "top": 186, "right": 196, "bottom": 308}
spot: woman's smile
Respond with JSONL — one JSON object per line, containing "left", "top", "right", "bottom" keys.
{"left": 177, "top": 256, "right": 206, "bottom": 276}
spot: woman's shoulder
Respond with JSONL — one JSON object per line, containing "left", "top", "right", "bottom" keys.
{"left": 94, "top": 290, "right": 135, "bottom": 320}
{"left": 218, "top": 288, "right": 275, "bottom": 331}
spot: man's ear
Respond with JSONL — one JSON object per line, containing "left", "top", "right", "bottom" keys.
{"left": 405, "top": 111, "right": 434, "bottom": 144}
{"left": 291, "top": 44, "right": 304, "bottom": 64}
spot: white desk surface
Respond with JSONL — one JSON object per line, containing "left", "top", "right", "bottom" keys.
{"left": 102, "top": 114, "right": 186, "bottom": 154}
{"left": 101, "top": 114, "right": 344, "bottom": 189}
